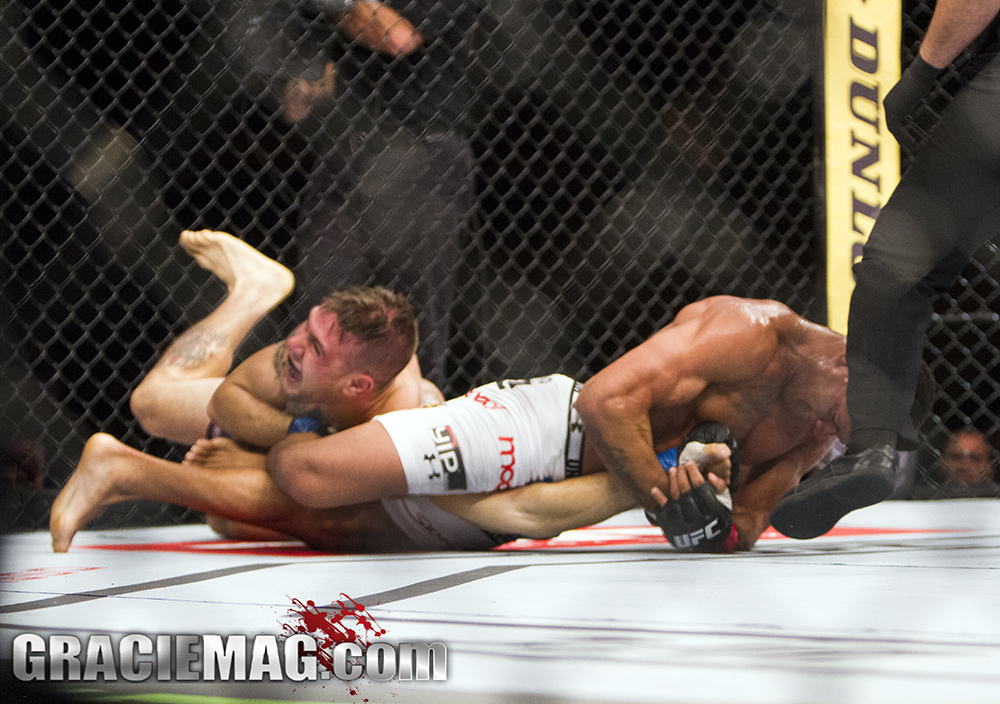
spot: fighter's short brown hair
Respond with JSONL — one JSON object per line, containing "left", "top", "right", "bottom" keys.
{"left": 320, "top": 286, "right": 419, "bottom": 390}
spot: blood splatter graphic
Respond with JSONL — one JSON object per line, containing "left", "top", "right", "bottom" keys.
{"left": 282, "top": 593, "right": 386, "bottom": 695}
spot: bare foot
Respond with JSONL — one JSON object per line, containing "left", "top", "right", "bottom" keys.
{"left": 184, "top": 437, "right": 267, "bottom": 471}
{"left": 50, "top": 434, "right": 138, "bottom": 552}
{"left": 179, "top": 230, "right": 295, "bottom": 316}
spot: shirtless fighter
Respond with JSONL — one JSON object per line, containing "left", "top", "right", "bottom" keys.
{"left": 52, "top": 229, "right": 427, "bottom": 549}
{"left": 575, "top": 297, "right": 851, "bottom": 551}
{"left": 50, "top": 231, "right": 633, "bottom": 552}
{"left": 263, "top": 296, "right": 859, "bottom": 552}
{"left": 52, "top": 238, "right": 861, "bottom": 554}
{"left": 127, "top": 230, "right": 437, "bottom": 451}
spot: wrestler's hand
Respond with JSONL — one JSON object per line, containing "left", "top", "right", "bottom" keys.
{"left": 650, "top": 461, "right": 739, "bottom": 553}
{"left": 679, "top": 420, "right": 740, "bottom": 491}
{"left": 660, "top": 461, "right": 728, "bottom": 505}
{"left": 337, "top": 1, "right": 423, "bottom": 56}
{"left": 680, "top": 442, "right": 732, "bottom": 493}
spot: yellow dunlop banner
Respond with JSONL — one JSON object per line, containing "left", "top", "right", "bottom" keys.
{"left": 824, "top": 0, "right": 901, "bottom": 333}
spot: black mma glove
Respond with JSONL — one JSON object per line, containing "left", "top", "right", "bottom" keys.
{"left": 650, "top": 421, "right": 741, "bottom": 553}
{"left": 652, "top": 481, "right": 739, "bottom": 553}
{"left": 883, "top": 53, "right": 941, "bottom": 153}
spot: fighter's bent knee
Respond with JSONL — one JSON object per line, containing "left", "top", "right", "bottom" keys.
{"left": 128, "top": 385, "right": 159, "bottom": 435}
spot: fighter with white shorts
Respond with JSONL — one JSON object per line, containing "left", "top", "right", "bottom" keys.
{"left": 380, "top": 496, "right": 521, "bottom": 550}
{"left": 373, "top": 374, "right": 585, "bottom": 495}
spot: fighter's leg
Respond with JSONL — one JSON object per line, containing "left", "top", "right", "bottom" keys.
{"left": 185, "top": 437, "right": 295, "bottom": 541}
{"left": 432, "top": 472, "right": 636, "bottom": 540}
{"left": 184, "top": 436, "right": 266, "bottom": 470}
{"left": 130, "top": 230, "right": 295, "bottom": 445}
{"left": 50, "top": 433, "right": 412, "bottom": 553}
{"left": 205, "top": 515, "right": 291, "bottom": 542}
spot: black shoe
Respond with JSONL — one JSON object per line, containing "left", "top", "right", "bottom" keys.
{"left": 769, "top": 445, "right": 898, "bottom": 539}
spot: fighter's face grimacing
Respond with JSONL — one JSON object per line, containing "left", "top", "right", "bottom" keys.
{"left": 278, "top": 306, "right": 357, "bottom": 404}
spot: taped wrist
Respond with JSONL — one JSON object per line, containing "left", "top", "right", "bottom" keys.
{"left": 679, "top": 420, "right": 740, "bottom": 491}
{"left": 287, "top": 416, "right": 330, "bottom": 436}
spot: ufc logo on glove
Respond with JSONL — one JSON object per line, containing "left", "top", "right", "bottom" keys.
{"left": 670, "top": 518, "right": 721, "bottom": 549}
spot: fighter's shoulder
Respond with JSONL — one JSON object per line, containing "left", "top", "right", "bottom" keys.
{"left": 670, "top": 296, "right": 796, "bottom": 343}
{"left": 674, "top": 296, "right": 789, "bottom": 322}
{"left": 221, "top": 343, "right": 278, "bottom": 382}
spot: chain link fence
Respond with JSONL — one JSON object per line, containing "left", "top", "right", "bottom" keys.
{"left": 1, "top": 0, "right": 997, "bottom": 532}
{"left": 900, "top": 0, "right": 1000, "bottom": 500}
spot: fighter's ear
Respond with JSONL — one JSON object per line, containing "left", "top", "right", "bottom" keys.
{"left": 345, "top": 374, "right": 376, "bottom": 397}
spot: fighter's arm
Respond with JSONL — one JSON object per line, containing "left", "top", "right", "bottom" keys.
{"left": 574, "top": 298, "right": 777, "bottom": 513}
{"left": 918, "top": 0, "right": 1000, "bottom": 67}
{"left": 431, "top": 473, "right": 638, "bottom": 540}
{"left": 729, "top": 437, "right": 834, "bottom": 550}
{"left": 207, "top": 343, "right": 299, "bottom": 450}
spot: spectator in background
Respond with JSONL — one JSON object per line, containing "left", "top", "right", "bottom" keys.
{"left": 911, "top": 428, "right": 1000, "bottom": 500}
{"left": 221, "top": 0, "right": 480, "bottom": 393}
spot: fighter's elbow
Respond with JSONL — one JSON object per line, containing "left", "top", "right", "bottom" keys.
{"left": 128, "top": 384, "right": 160, "bottom": 437}
{"left": 735, "top": 534, "right": 758, "bottom": 552}
{"left": 266, "top": 447, "right": 324, "bottom": 508}
{"left": 504, "top": 496, "right": 576, "bottom": 540}
{"left": 510, "top": 515, "right": 562, "bottom": 540}
{"left": 265, "top": 447, "right": 292, "bottom": 489}
{"left": 530, "top": 526, "right": 566, "bottom": 540}
{"left": 732, "top": 511, "right": 767, "bottom": 551}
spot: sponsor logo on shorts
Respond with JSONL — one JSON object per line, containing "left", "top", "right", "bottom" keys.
{"left": 496, "top": 436, "right": 516, "bottom": 490}
{"left": 427, "top": 425, "right": 467, "bottom": 490}
{"left": 496, "top": 376, "right": 552, "bottom": 390}
{"left": 463, "top": 389, "right": 506, "bottom": 411}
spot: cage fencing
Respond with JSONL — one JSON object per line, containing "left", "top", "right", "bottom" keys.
{"left": 1, "top": 0, "right": 997, "bottom": 531}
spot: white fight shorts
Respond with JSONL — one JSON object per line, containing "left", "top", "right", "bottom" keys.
{"left": 380, "top": 497, "right": 519, "bottom": 550}
{"left": 373, "top": 374, "right": 585, "bottom": 494}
